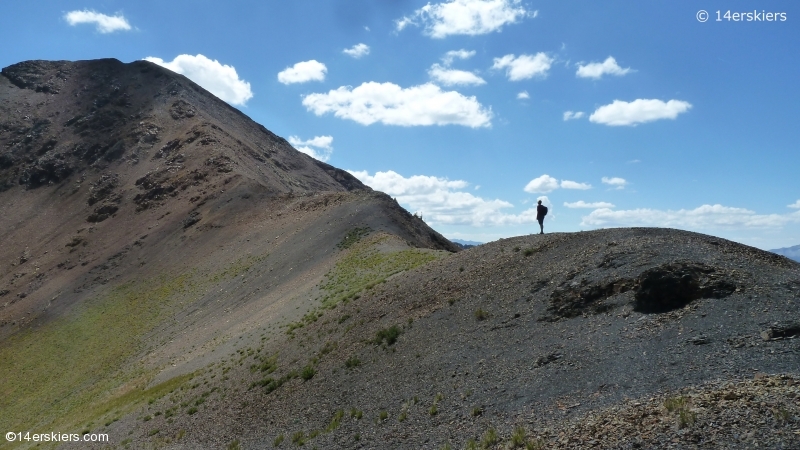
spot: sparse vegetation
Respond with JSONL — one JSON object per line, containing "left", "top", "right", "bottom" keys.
{"left": 474, "top": 308, "right": 488, "bottom": 321}
{"left": 471, "top": 407, "right": 483, "bottom": 417}
{"left": 373, "top": 325, "right": 402, "bottom": 346}
{"left": 274, "top": 434, "right": 285, "bottom": 447}
{"left": 326, "top": 409, "right": 344, "bottom": 432}
{"left": 481, "top": 428, "right": 499, "bottom": 448}
{"left": 337, "top": 227, "right": 372, "bottom": 249}
{"left": 301, "top": 365, "right": 316, "bottom": 381}
{"left": 291, "top": 431, "right": 305, "bottom": 445}
{"left": 345, "top": 356, "right": 361, "bottom": 368}
{"left": 511, "top": 426, "right": 527, "bottom": 447}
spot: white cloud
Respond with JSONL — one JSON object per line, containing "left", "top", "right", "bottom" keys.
{"left": 560, "top": 180, "right": 592, "bottom": 190}
{"left": 343, "top": 43, "right": 370, "bottom": 59}
{"left": 564, "top": 200, "right": 615, "bottom": 209}
{"left": 349, "top": 170, "right": 539, "bottom": 226}
{"left": 442, "top": 49, "right": 476, "bottom": 66}
{"left": 302, "top": 82, "right": 492, "bottom": 128}
{"left": 576, "top": 56, "right": 631, "bottom": 79}
{"left": 589, "top": 99, "right": 692, "bottom": 126}
{"left": 288, "top": 135, "right": 333, "bottom": 162}
{"left": 429, "top": 64, "right": 486, "bottom": 86}
{"left": 143, "top": 54, "right": 253, "bottom": 106}
{"left": 492, "top": 53, "right": 553, "bottom": 81}
{"left": 601, "top": 177, "right": 627, "bottom": 189}
{"left": 524, "top": 174, "right": 560, "bottom": 194}
{"left": 581, "top": 205, "right": 800, "bottom": 230}
{"left": 524, "top": 175, "right": 592, "bottom": 193}
{"left": 277, "top": 60, "right": 327, "bottom": 84}
{"left": 517, "top": 91, "right": 529, "bottom": 99}
{"left": 789, "top": 200, "right": 800, "bottom": 209}
{"left": 396, "top": 0, "right": 532, "bottom": 38}
{"left": 64, "top": 10, "right": 131, "bottom": 33}
{"left": 563, "top": 111, "right": 585, "bottom": 121}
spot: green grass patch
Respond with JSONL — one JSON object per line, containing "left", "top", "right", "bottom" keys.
{"left": 320, "top": 234, "right": 445, "bottom": 309}
{"left": 0, "top": 251, "right": 268, "bottom": 440}
{"left": 337, "top": 227, "right": 372, "bottom": 249}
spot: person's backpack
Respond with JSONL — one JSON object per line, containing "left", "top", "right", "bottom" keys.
{"left": 542, "top": 206, "right": 548, "bottom": 216}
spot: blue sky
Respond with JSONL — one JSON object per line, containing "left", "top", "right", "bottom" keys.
{"left": 2, "top": 1, "right": 798, "bottom": 249}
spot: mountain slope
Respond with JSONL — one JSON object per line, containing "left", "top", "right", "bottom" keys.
{"left": 0, "top": 58, "right": 457, "bottom": 444}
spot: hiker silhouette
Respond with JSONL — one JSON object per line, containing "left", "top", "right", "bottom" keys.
{"left": 536, "top": 200, "right": 548, "bottom": 234}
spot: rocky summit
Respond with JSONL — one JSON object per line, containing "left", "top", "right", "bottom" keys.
{"left": 1, "top": 60, "right": 799, "bottom": 450}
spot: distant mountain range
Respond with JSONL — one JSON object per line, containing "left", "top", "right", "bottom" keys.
{"left": 451, "top": 239, "right": 483, "bottom": 249}
{"left": 770, "top": 244, "right": 800, "bottom": 262}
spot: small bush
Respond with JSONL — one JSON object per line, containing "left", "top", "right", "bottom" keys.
{"left": 664, "top": 396, "right": 688, "bottom": 412}
{"left": 291, "top": 431, "right": 305, "bottom": 445}
{"left": 227, "top": 439, "right": 241, "bottom": 450}
{"left": 148, "top": 429, "right": 160, "bottom": 437}
{"left": 301, "top": 365, "right": 316, "bottom": 381}
{"left": 481, "top": 428, "right": 498, "bottom": 448}
{"left": 474, "top": 309, "right": 488, "bottom": 321}
{"left": 471, "top": 407, "right": 483, "bottom": 417}
{"left": 187, "top": 407, "right": 198, "bottom": 415}
{"left": 429, "top": 404, "right": 438, "bottom": 416}
{"left": 273, "top": 434, "right": 284, "bottom": 447}
{"left": 465, "top": 439, "right": 478, "bottom": 450}
{"left": 378, "top": 410, "right": 388, "bottom": 422}
{"left": 526, "top": 439, "right": 546, "bottom": 450}
{"left": 678, "top": 409, "right": 696, "bottom": 428}
{"left": 513, "top": 246, "right": 520, "bottom": 252}
{"left": 374, "top": 326, "right": 402, "bottom": 346}
{"left": 511, "top": 426, "right": 526, "bottom": 447}
{"left": 345, "top": 356, "right": 361, "bottom": 368}
{"left": 523, "top": 248, "right": 536, "bottom": 257}
{"left": 326, "top": 410, "right": 344, "bottom": 432}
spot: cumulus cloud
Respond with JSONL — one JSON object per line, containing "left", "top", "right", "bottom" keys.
{"left": 560, "top": 180, "right": 592, "bottom": 190}
{"left": 396, "top": 0, "right": 532, "bottom": 38}
{"left": 492, "top": 53, "right": 553, "bottom": 81}
{"left": 524, "top": 174, "right": 559, "bottom": 194}
{"left": 524, "top": 175, "right": 592, "bottom": 193}
{"left": 517, "top": 91, "right": 529, "bottom": 99}
{"left": 589, "top": 99, "right": 692, "bottom": 126}
{"left": 581, "top": 205, "right": 800, "bottom": 230}
{"left": 442, "top": 49, "right": 476, "bottom": 65}
{"left": 287, "top": 135, "right": 333, "bottom": 162}
{"left": 64, "top": 10, "right": 132, "bottom": 33}
{"left": 564, "top": 200, "right": 615, "bottom": 209}
{"left": 429, "top": 64, "right": 486, "bottom": 86}
{"left": 143, "top": 54, "right": 253, "bottom": 106}
{"left": 302, "top": 82, "right": 492, "bottom": 128}
{"left": 343, "top": 43, "right": 370, "bottom": 58}
{"left": 789, "top": 200, "right": 800, "bottom": 209}
{"left": 563, "top": 111, "right": 585, "bottom": 121}
{"left": 277, "top": 60, "right": 327, "bottom": 84}
{"left": 349, "top": 170, "right": 539, "bottom": 226}
{"left": 576, "top": 56, "right": 631, "bottom": 79}
{"left": 601, "top": 177, "right": 627, "bottom": 189}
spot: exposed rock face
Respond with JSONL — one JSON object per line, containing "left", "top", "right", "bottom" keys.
{"left": 633, "top": 262, "right": 738, "bottom": 313}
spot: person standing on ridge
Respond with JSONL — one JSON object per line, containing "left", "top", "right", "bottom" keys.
{"left": 536, "top": 200, "right": 548, "bottom": 234}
